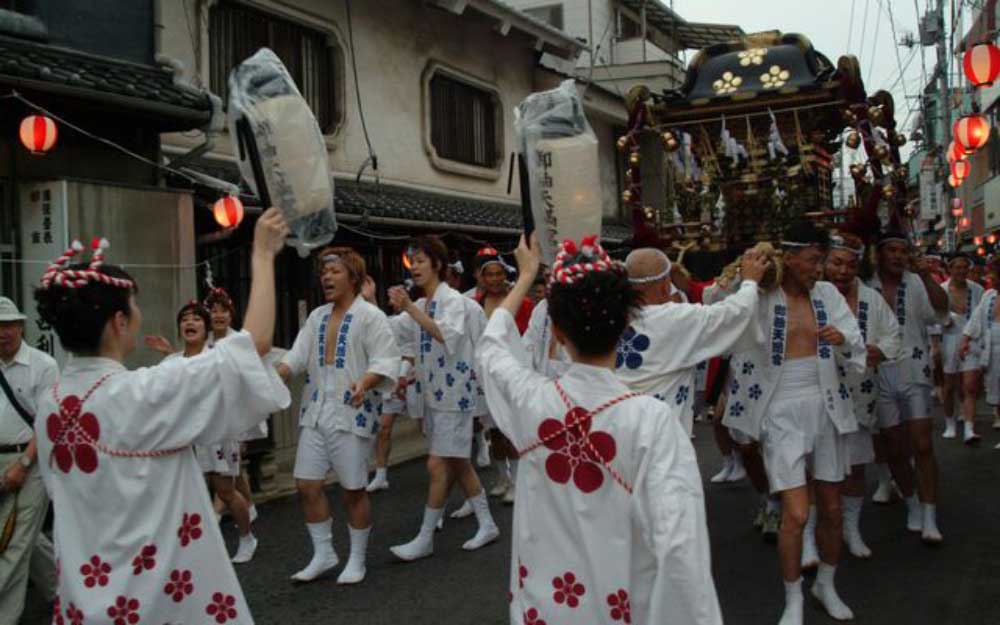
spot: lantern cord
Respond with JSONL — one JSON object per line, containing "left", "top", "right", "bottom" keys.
{"left": 4, "top": 91, "right": 235, "bottom": 196}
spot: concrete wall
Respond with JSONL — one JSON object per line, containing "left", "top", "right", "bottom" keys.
{"left": 160, "top": 0, "right": 543, "bottom": 203}
{"left": 64, "top": 182, "right": 197, "bottom": 368}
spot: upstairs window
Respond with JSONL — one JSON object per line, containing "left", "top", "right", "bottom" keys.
{"left": 209, "top": 1, "right": 342, "bottom": 134}
{"left": 429, "top": 72, "right": 501, "bottom": 170}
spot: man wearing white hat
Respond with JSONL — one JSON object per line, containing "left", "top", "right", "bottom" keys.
{"left": 0, "top": 296, "right": 58, "bottom": 624}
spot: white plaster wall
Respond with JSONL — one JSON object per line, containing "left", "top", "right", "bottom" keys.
{"left": 160, "top": 0, "right": 541, "bottom": 202}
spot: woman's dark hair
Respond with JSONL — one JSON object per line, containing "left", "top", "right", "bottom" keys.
{"left": 204, "top": 288, "right": 235, "bottom": 315}
{"left": 547, "top": 270, "right": 640, "bottom": 357}
{"left": 35, "top": 264, "right": 137, "bottom": 355}
{"left": 176, "top": 301, "right": 211, "bottom": 334}
{"left": 409, "top": 235, "right": 449, "bottom": 280}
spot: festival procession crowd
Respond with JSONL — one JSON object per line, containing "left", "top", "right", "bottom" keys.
{"left": 4, "top": 205, "right": 1000, "bottom": 625}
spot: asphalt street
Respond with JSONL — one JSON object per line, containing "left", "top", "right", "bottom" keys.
{"left": 20, "top": 410, "right": 1000, "bottom": 624}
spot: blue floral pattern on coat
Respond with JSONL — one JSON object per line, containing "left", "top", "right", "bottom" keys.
{"left": 615, "top": 327, "right": 651, "bottom": 370}
{"left": 675, "top": 385, "right": 690, "bottom": 405}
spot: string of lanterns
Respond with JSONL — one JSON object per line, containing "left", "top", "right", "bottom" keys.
{"left": 17, "top": 112, "right": 244, "bottom": 230}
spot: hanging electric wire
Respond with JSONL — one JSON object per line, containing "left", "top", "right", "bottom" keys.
{"left": 847, "top": 0, "right": 858, "bottom": 53}
{"left": 866, "top": 2, "right": 884, "bottom": 84}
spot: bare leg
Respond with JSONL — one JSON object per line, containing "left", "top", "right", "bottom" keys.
{"left": 337, "top": 488, "right": 372, "bottom": 584}
{"left": 374, "top": 413, "right": 396, "bottom": 468}
{"left": 235, "top": 472, "right": 254, "bottom": 506}
{"left": 778, "top": 486, "right": 809, "bottom": 583}
{"left": 812, "top": 480, "right": 853, "bottom": 619}
{"left": 426, "top": 455, "right": 453, "bottom": 509}
{"left": 882, "top": 424, "right": 915, "bottom": 498}
{"left": 961, "top": 370, "right": 982, "bottom": 440}
{"left": 942, "top": 372, "right": 958, "bottom": 437}
{"left": 213, "top": 475, "right": 251, "bottom": 537}
{"left": 292, "top": 479, "right": 338, "bottom": 581}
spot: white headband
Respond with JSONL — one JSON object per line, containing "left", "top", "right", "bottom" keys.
{"left": 627, "top": 249, "right": 672, "bottom": 285}
{"left": 322, "top": 253, "right": 342, "bottom": 265}
{"left": 830, "top": 235, "right": 864, "bottom": 257}
{"left": 877, "top": 236, "right": 909, "bottom": 248}
{"left": 448, "top": 260, "right": 464, "bottom": 275}
{"left": 779, "top": 240, "right": 816, "bottom": 248}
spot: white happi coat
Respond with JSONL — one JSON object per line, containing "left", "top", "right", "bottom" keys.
{"left": 724, "top": 281, "right": 866, "bottom": 439}
{"left": 846, "top": 280, "right": 902, "bottom": 428}
{"left": 964, "top": 289, "right": 1000, "bottom": 400}
{"left": 404, "top": 282, "right": 485, "bottom": 416}
{"left": 867, "top": 271, "right": 947, "bottom": 384}
{"left": 614, "top": 280, "right": 761, "bottom": 433}
{"left": 36, "top": 332, "right": 289, "bottom": 625}
{"left": 282, "top": 298, "right": 400, "bottom": 438}
{"left": 941, "top": 278, "right": 984, "bottom": 331}
{"left": 522, "top": 299, "right": 570, "bottom": 378}
{"left": 476, "top": 309, "right": 723, "bottom": 625}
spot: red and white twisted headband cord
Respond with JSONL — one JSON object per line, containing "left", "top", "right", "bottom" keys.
{"left": 39, "top": 238, "right": 134, "bottom": 291}
{"left": 549, "top": 235, "right": 623, "bottom": 286}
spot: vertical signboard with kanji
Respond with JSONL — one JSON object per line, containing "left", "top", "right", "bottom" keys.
{"left": 19, "top": 181, "right": 67, "bottom": 365}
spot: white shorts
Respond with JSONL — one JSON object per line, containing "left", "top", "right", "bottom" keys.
{"left": 941, "top": 330, "right": 981, "bottom": 375}
{"left": 195, "top": 440, "right": 241, "bottom": 477}
{"left": 877, "top": 361, "right": 933, "bottom": 428}
{"left": 760, "top": 360, "right": 848, "bottom": 492}
{"left": 293, "top": 423, "right": 370, "bottom": 490}
{"left": 844, "top": 426, "right": 875, "bottom": 467}
{"left": 423, "top": 410, "right": 473, "bottom": 459}
{"left": 381, "top": 395, "right": 406, "bottom": 415}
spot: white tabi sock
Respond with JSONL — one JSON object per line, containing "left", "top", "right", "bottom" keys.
{"left": 291, "top": 520, "right": 339, "bottom": 582}
{"left": 811, "top": 563, "right": 854, "bottom": 620}
{"left": 778, "top": 579, "right": 804, "bottom": 625}
{"left": 906, "top": 495, "right": 923, "bottom": 532}
{"left": 390, "top": 507, "right": 441, "bottom": 561}
{"left": 450, "top": 499, "right": 474, "bottom": 519}
{"left": 943, "top": 416, "right": 958, "bottom": 438}
{"left": 366, "top": 468, "right": 389, "bottom": 492}
{"left": 841, "top": 496, "right": 871, "bottom": 558}
{"left": 463, "top": 491, "right": 500, "bottom": 551}
{"left": 337, "top": 525, "right": 370, "bottom": 584}
{"left": 727, "top": 451, "right": 747, "bottom": 482}
{"left": 921, "top": 503, "right": 943, "bottom": 543}
{"left": 801, "top": 505, "right": 818, "bottom": 569}
{"left": 508, "top": 459, "right": 518, "bottom": 482}
{"left": 231, "top": 532, "right": 258, "bottom": 564}
{"left": 710, "top": 454, "right": 734, "bottom": 483}
{"left": 248, "top": 505, "right": 259, "bottom": 524}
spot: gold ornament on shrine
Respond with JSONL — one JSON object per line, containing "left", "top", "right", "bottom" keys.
{"left": 616, "top": 136, "right": 629, "bottom": 152}
{"left": 894, "top": 165, "right": 909, "bottom": 181}
{"left": 881, "top": 184, "right": 897, "bottom": 199}
{"left": 644, "top": 206, "right": 655, "bottom": 220}
{"left": 845, "top": 131, "right": 861, "bottom": 149}
{"left": 622, "top": 189, "right": 634, "bottom": 203}
{"left": 868, "top": 105, "right": 885, "bottom": 126}
{"left": 629, "top": 151, "right": 641, "bottom": 166}
{"left": 893, "top": 131, "right": 907, "bottom": 147}
{"left": 850, "top": 163, "right": 867, "bottom": 179}
{"left": 873, "top": 144, "right": 890, "bottom": 161}
{"left": 841, "top": 109, "right": 858, "bottom": 125}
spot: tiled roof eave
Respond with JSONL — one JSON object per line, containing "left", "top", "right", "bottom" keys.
{"left": 0, "top": 71, "right": 212, "bottom": 126}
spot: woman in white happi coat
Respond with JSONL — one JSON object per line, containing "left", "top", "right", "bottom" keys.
{"left": 961, "top": 277, "right": 1000, "bottom": 441}
{"left": 823, "top": 233, "right": 901, "bottom": 560}
{"left": 34, "top": 211, "right": 290, "bottom": 625}
{"left": 161, "top": 300, "right": 260, "bottom": 565}
{"left": 616, "top": 248, "right": 766, "bottom": 436}
{"left": 723, "top": 222, "right": 866, "bottom": 625}
{"left": 278, "top": 247, "right": 400, "bottom": 585}
{"left": 478, "top": 234, "right": 729, "bottom": 625}
{"left": 387, "top": 235, "right": 499, "bottom": 561}
{"left": 938, "top": 254, "right": 985, "bottom": 441}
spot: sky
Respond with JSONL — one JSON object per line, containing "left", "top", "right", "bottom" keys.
{"left": 672, "top": 0, "right": 973, "bottom": 141}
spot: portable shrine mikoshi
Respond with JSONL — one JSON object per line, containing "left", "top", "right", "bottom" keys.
{"left": 619, "top": 31, "right": 907, "bottom": 262}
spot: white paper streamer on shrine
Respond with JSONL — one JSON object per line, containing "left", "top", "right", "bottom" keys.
{"left": 766, "top": 110, "right": 788, "bottom": 160}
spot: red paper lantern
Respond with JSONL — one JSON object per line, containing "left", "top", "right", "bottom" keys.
{"left": 954, "top": 114, "right": 991, "bottom": 153}
{"left": 948, "top": 140, "right": 970, "bottom": 163}
{"left": 952, "top": 159, "right": 972, "bottom": 180}
{"left": 964, "top": 42, "right": 1000, "bottom": 88}
{"left": 19, "top": 115, "right": 57, "bottom": 154}
{"left": 949, "top": 174, "right": 962, "bottom": 188}
{"left": 212, "top": 196, "right": 244, "bottom": 229}
{"left": 988, "top": 234, "right": 998, "bottom": 245}
{"left": 961, "top": 217, "right": 971, "bottom": 228}
{"left": 975, "top": 236, "right": 984, "bottom": 246}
